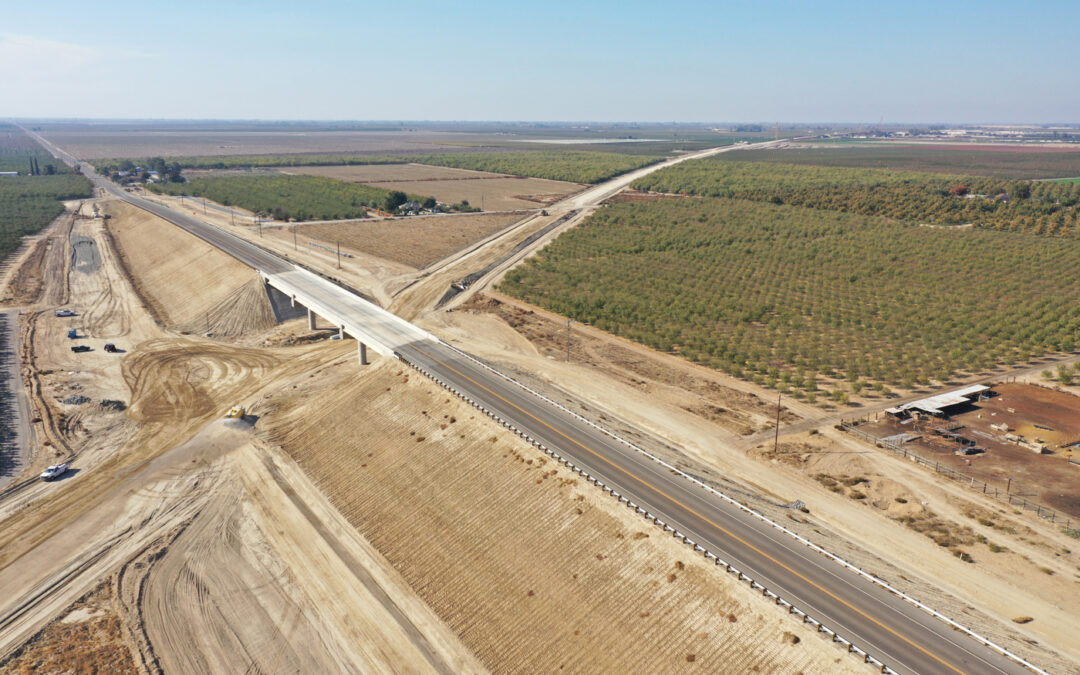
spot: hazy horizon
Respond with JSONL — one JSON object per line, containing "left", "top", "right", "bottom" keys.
{"left": 3, "top": 0, "right": 1078, "bottom": 123}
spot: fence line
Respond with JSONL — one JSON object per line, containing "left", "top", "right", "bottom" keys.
{"left": 840, "top": 422, "right": 1073, "bottom": 532}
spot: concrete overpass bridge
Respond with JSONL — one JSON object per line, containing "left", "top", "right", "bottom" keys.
{"left": 261, "top": 268, "right": 438, "bottom": 364}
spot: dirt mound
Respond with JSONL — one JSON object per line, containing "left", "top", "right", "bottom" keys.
{"left": 105, "top": 201, "right": 275, "bottom": 335}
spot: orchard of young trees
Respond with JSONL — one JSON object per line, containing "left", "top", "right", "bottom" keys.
{"left": 0, "top": 126, "right": 92, "bottom": 263}
{"left": 633, "top": 160, "right": 1080, "bottom": 237}
{"left": 499, "top": 198, "right": 1080, "bottom": 397}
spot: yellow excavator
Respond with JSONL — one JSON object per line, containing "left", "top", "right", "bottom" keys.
{"left": 224, "top": 406, "right": 245, "bottom": 419}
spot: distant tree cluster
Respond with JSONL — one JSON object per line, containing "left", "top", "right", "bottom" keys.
{"left": 632, "top": 160, "right": 1080, "bottom": 237}
{"left": 499, "top": 198, "right": 1080, "bottom": 397}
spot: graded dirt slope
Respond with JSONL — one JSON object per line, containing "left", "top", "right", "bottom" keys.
{"left": 262, "top": 359, "right": 858, "bottom": 673}
{"left": 297, "top": 211, "right": 527, "bottom": 269}
{"left": 104, "top": 200, "right": 276, "bottom": 335}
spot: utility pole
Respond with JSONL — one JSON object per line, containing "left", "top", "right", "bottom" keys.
{"left": 566, "top": 319, "right": 572, "bottom": 362}
{"left": 337, "top": 241, "right": 341, "bottom": 268}
{"left": 773, "top": 394, "right": 782, "bottom": 454}
{"left": 293, "top": 226, "right": 297, "bottom": 251}
{"left": 202, "top": 198, "right": 207, "bottom": 215}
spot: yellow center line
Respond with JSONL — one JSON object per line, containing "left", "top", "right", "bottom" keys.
{"left": 413, "top": 344, "right": 966, "bottom": 675}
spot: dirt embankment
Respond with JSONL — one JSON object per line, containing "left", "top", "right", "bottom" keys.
{"left": 461, "top": 293, "right": 795, "bottom": 435}
{"left": 260, "top": 358, "right": 859, "bottom": 673}
{"left": 103, "top": 200, "right": 276, "bottom": 336}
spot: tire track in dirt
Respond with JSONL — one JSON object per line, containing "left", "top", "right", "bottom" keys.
{"left": 122, "top": 339, "right": 281, "bottom": 424}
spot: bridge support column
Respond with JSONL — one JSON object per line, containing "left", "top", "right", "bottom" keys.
{"left": 338, "top": 325, "right": 345, "bottom": 340}
{"left": 307, "top": 308, "right": 317, "bottom": 330}
{"left": 358, "top": 342, "right": 369, "bottom": 365}
{"left": 290, "top": 295, "right": 296, "bottom": 308}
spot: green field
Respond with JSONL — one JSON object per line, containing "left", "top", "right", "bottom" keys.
{"left": 147, "top": 174, "right": 432, "bottom": 221}
{"left": 0, "top": 124, "right": 66, "bottom": 174}
{"left": 499, "top": 199, "right": 1080, "bottom": 398}
{"left": 632, "top": 160, "right": 1080, "bottom": 236}
{"left": 0, "top": 126, "right": 92, "bottom": 263}
{"left": 97, "top": 150, "right": 664, "bottom": 184}
{"left": 721, "top": 145, "right": 1080, "bottom": 179}
{"left": 407, "top": 151, "right": 663, "bottom": 182}
{"left": 0, "top": 174, "right": 93, "bottom": 263}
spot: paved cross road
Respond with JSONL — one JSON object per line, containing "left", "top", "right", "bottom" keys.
{"left": 28, "top": 129, "right": 1040, "bottom": 674}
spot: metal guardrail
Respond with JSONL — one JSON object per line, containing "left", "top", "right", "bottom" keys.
{"left": 397, "top": 347, "right": 1048, "bottom": 675}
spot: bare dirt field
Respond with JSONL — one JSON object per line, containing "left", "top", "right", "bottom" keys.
{"left": 285, "top": 163, "right": 582, "bottom": 210}
{"left": 261, "top": 357, "right": 859, "bottom": 673}
{"left": 104, "top": 200, "right": 277, "bottom": 336}
{"left": 297, "top": 212, "right": 528, "bottom": 270}
{"left": 37, "top": 130, "right": 487, "bottom": 159}
{"left": 859, "top": 383, "right": 1080, "bottom": 518}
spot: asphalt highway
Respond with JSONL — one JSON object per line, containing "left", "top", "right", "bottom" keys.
{"left": 30, "top": 130, "right": 1038, "bottom": 674}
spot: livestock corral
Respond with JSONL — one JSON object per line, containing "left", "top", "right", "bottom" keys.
{"left": 854, "top": 382, "right": 1080, "bottom": 519}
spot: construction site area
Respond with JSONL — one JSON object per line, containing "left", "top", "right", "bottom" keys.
{"left": 0, "top": 190, "right": 864, "bottom": 672}
{"left": 2, "top": 126, "right": 1079, "bottom": 674}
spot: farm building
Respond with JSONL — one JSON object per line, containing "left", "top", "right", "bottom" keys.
{"left": 885, "top": 384, "right": 990, "bottom": 419}
{"left": 0, "top": 171, "right": 18, "bottom": 177}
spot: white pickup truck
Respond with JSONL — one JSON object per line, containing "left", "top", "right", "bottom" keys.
{"left": 40, "top": 463, "right": 70, "bottom": 481}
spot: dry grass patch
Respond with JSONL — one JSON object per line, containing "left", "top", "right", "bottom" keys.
{"left": 297, "top": 211, "right": 526, "bottom": 269}
{"left": 0, "top": 578, "right": 137, "bottom": 674}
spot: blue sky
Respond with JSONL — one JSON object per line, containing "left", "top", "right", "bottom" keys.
{"left": 2, "top": 0, "right": 1077, "bottom": 122}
